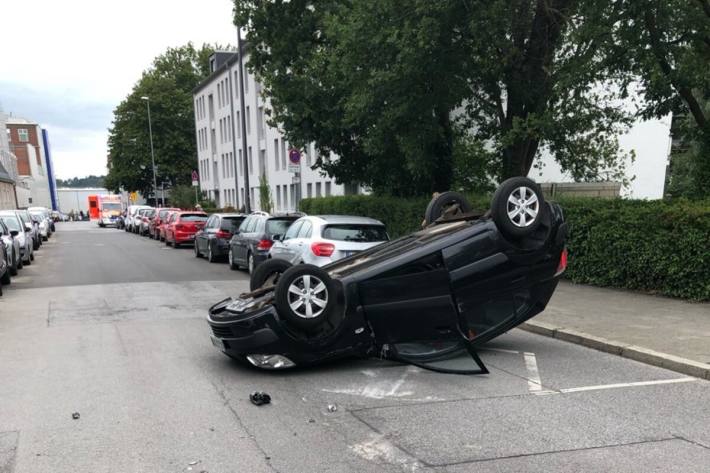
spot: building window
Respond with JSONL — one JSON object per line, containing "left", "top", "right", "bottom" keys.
{"left": 239, "top": 150, "right": 243, "bottom": 175}
{"left": 246, "top": 106, "right": 251, "bottom": 134}
{"left": 236, "top": 111, "right": 241, "bottom": 139}
{"left": 325, "top": 181, "right": 331, "bottom": 196}
{"left": 307, "top": 183, "right": 312, "bottom": 198}
{"left": 281, "top": 140, "right": 287, "bottom": 169}
{"left": 316, "top": 182, "right": 322, "bottom": 197}
{"left": 274, "top": 139, "right": 280, "bottom": 170}
{"left": 248, "top": 146, "right": 253, "bottom": 174}
{"left": 17, "top": 129, "right": 29, "bottom": 142}
{"left": 306, "top": 145, "right": 312, "bottom": 166}
{"left": 276, "top": 185, "right": 281, "bottom": 209}
{"left": 244, "top": 64, "right": 249, "bottom": 93}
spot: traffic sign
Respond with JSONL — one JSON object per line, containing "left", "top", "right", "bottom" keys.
{"left": 191, "top": 170, "right": 199, "bottom": 187}
{"left": 288, "top": 148, "right": 301, "bottom": 173}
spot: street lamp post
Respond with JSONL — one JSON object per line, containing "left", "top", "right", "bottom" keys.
{"left": 140, "top": 96, "right": 160, "bottom": 207}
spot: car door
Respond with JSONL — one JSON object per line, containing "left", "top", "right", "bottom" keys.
{"left": 293, "top": 220, "right": 313, "bottom": 263}
{"left": 198, "top": 216, "right": 214, "bottom": 252}
{"left": 271, "top": 219, "right": 303, "bottom": 263}
{"left": 233, "top": 216, "right": 253, "bottom": 264}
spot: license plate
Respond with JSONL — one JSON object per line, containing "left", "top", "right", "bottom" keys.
{"left": 210, "top": 335, "right": 225, "bottom": 350}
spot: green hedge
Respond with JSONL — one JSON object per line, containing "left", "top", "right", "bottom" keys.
{"left": 301, "top": 195, "right": 710, "bottom": 301}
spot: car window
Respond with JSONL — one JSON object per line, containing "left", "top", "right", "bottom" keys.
{"left": 284, "top": 220, "right": 303, "bottom": 240}
{"left": 158, "top": 209, "right": 170, "bottom": 219}
{"left": 0, "top": 216, "right": 21, "bottom": 232}
{"left": 322, "top": 224, "right": 388, "bottom": 242}
{"left": 298, "top": 220, "right": 313, "bottom": 239}
{"left": 221, "top": 216, "right": 245, "bottom": 232}
{"left": 180, "top": 214, "right": 208, "bottom": 222}
{"left": 238, "top": 216, "right": 252, "bottom": 233}
{"left": 265, "top": 217, "right": 297, "bottom": 236}
{"left": 255, "top": 218, "right": 265, "bottom": 233}
{"left": 245, "top": 216, "right": 258, "bottom": 233}
{"left": 0, "top": 221, "right": 7, "bottom": 235}
{"left": 168, "top": 214, "right": 177, "bottom": 223}
{"left": 205, "top": 215, "right": 216, "bottom": 228}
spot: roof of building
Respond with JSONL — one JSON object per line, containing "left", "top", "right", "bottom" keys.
{"left": 192, "top": 43, "right": 248, "bottom": 95}
{"left": 0, "top": 161, "right": 14, "bottom": 184}
{"left": 6, "top": 117, "right": 38, "bottom": 126}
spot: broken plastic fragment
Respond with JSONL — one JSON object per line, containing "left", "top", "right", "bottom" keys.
{"left": 250, "top": 392, "right": 271, "bottom": 406}
{"left": 327, "top": 404, "right": 337, "bottom": 412}
{"left": 71, "top": 412, "right": 80, "bottom": 420}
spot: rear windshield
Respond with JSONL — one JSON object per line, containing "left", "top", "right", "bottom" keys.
{"left": 322, "top": 224, "right": 388, "bottom": 242}
{"left": 180, "top": 214, "right": 207, "bottom": 222}
{"left": 266, "top": 217, "right": 297, "bottom": 236}
{"left": 0, "top": 216, "right": 21, "bottom": 232}
{"left": 221, "top": 216, "right": 245, "bottom": 231}
{"left": 102, "top": 203, "right": 122, "bottom": 211}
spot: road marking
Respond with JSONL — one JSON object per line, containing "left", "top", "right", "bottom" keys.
{"left": 559, "top": 377, "right": 697, "bottom": 394}
{"left": 523, "top": 352, "right": 543, "bottom": 392}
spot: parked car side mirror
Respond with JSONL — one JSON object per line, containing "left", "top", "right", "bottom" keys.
{"left": 10, "top": 230, "right": 18, "bottom": 237}
{"left": 272, "top": 234, "right": 282, "bottom": 242}
{"left": 24, "top": 223, "right": 32, "bottom": 231}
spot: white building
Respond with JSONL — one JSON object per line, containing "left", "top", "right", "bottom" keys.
{"left": 193, "top": 51, "right": 356, "bottom": 212}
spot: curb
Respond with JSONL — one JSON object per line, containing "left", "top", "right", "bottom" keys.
{"left": 519, "top": 321, "right": 710, "bottom": 381}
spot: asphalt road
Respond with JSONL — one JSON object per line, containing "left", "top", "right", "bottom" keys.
{"left": 1, "top": 221, "right": 709, "bottom": 473}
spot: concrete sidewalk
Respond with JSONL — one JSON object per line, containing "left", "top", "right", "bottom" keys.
{"left": 521, "top": 281, "right": 710, "bottom": 380}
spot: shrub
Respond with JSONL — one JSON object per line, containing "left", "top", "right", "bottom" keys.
{"left": 300, "top": 194, "right": 710, "bottom": 300}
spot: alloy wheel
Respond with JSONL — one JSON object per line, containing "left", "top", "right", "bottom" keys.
{"left": 287, "top": 275, "right": 328, "bottom": 319}
{"left": 507, "top": 186, "right": 539, "bottom": 228}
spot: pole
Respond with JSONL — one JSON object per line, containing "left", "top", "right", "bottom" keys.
{"left": 235, "top": 24, "right": 251, "bottom": 212}
{"left": 145, "top": 98, "right": 158, "bottom": 207}
{"left": 227, "top": 48, "right": 241, "bottom": 210}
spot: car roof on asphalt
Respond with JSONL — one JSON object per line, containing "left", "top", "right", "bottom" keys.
{"left": 308, "top": 215, "right": 384, "bottom": 225}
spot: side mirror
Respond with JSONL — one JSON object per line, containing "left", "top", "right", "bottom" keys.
{"left": 272, "top": 234, "right": 282, "bottom": 242}
{"left": 24, "top": 222, "right": 32, "bottom": 231}
{"left": 10, "top": 230, "right": 18, "bottom": 237}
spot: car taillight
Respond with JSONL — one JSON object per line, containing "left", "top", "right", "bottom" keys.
{"left": 257, "top": 239, "right": 273, "bottom": 250}
{"left": 555, "top": 248, "right": 568, "bottom": 276}
{"left": 311, "top": 242, "right": 335, "bottom": 257}
{"left": 216, "top": 230, "right": 232, "bottom": 239}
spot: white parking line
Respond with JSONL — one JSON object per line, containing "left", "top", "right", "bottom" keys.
{"left": 523, "top": 352, "right": 543, "bottom": 392}
{"left": 559, "top": 377, "right": 698, "bottom": 394}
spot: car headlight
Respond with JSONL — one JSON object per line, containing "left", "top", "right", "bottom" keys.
{"left": 246, "top": 354, "right": 295, "bottom": 369}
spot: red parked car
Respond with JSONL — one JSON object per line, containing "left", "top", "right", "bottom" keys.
{"left": 164, "top": 211, "right": 208, "bottom": 248}
{"left": 149, "top": 208, "right": 180, "bottom": 240}
{"left": 158, "top": 210, "right": 180, "bottom": 241}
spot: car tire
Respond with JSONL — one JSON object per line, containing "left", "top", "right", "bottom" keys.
{"left": 490, "top": 176, "right": 546, "bottom": 240}
{"left": 424, "top": 191, "right": 472, "bottom": 225}
{"left": 228, "top": 248, "right": 238, "bottom": 270}
{"left": 173, "top": 241, "right": 180, "bottom": 249}
{"left": 30, "top": 251, "right": 34, "bottom": 261}
{"left": 1, "top": 267, "right": 10, "bottom": 285}
{"left": 274, "top": 264, "right": 336, "bottom": 329}
{"left": 249, "top": 258, "right": 292, "bottom": 291}
{"left": 9, "top": 255, "right": 18, "bottom": 276}
{"left": 16, "top": 256, "right": 22, "bottom": 270}
{"left": 207, "top": 243, "right": 216, "bottom": 263}
{"left": 24, "top": 254, "right": 31, "bottom": 266}
{"left": 247, "top": 253, "right": 255, "bottom": 274}
{"left": 166, "top": 238, "right": 172, "bottom": 247}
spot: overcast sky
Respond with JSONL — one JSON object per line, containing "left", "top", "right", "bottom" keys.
{"left": 0, "top": 0, "right": 238, "bottom": 179}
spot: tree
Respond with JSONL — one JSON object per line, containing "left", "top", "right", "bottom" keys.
{"left": 258, "top": 174, "right": 273, "bottom": 213}
{"left": 56, "top": 175, "right": 105, "bottom": 188}
{"left": 170, "top": 184, "right": 198, "bottom": 209}
{"left": 106, "top": 43, "right": 226, "bottom": 197}
{"left": 235, "top": 0, "right": 635, "bottom": 196}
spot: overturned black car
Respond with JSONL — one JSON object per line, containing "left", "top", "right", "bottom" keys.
{"left": 207, "top": 177, "right": 568, "bottom": 373}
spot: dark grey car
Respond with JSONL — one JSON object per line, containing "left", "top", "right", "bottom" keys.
{"left": 228, "top": 213, "right": 301, "bottom": 273}
{"left": 194, "top": 213, "right": 247, "bottom": 263}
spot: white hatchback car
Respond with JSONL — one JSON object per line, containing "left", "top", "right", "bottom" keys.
{"left": 269, "top": 215, "right": 388, "bottom": 267}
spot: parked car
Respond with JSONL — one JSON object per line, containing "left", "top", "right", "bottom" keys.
{"left": 157, "top": 210, "right": 179, "bottom": 241}
{"left": 149, "top": 208, "right": 180, "bottom": 240}
{"left": 16, "top": 209, "right": 40, "bottom": 252}
{"left": 194, "top": 213, "right": 247, "bottom": 263}
{"left": 268, "top": 215, "right": 389, "bottom": 268}
{"left": 164, "top": 211, "right": 208, "bottom": 248}
{"left": 125, "top": 205, "right": 152, "bottom": 233}
{"left": 206, "top": 177, "right": 568, "bottom": 372}
{"left": 0, "top": 211, "right": 32, "bottom": 266}
{"left": 0, "top": 219, "right": 21, "bottom": 276}
{"left": 228, "top": 212, "right": 301, "bottom": 273}
{"left": 29, "top": 207, "right": 53, "bottom": 236}
{"left": 136, "top": 208, "right": 156, "bottom": 236}
{"left": 0, "top": 233, "right": 11, "bottom": 294}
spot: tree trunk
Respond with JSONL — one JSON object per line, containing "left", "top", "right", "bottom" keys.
{"left": 430, "top": 105, "right": 455, "bottom": 192}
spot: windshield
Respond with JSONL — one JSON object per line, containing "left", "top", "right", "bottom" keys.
{"left": 265, "top": 217, "right": 297, "bottom": 236}
{"left": 180, "top": 214, "right": 207, "bottom": 222}
{"left": 322, "top": 224, "right": 389, "bottom": 242}
{"left": 0, "top": 216, "right": 21, "bottom": 232}
{"left": 102, "top": 203, "right": 122, "bottom": 211}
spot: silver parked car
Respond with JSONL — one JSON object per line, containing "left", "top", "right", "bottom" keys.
{"left": 0, "top": 219, "right": 21, "bottom": 276}
{"left": 28, "top": 207, "right": 53, "bottom": 239}
{"left": 0, "top": 211, "right": 32, "bottom": 266}
{"left": 268, "top": 215, "right": 389, "bottom": 267}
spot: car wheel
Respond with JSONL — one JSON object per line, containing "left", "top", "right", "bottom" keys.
{"left": 16, "top": 255, "right": 22, "bottom": 270}
{"left": 249, "top": 258, "right": 292, "bottom": 291}
{"left": 24, "top": 253, "right": 31, "bottom": 266}
{"left": 491, "top": 176, "right": 546, "bottom": 240}
{"left": 207, "top": 243, "right": 216, "bottom": 263}
{"left": 424, "top": 191, "right": 472, "bottom": 225}
{"left": 274, "top": 264, "right": 336, "bottom": 329}
{"left": 247, "top": 253, "right": 255, "bottom": 274}
{"left": 173, "top": 241, "right": 180, "bottom": 249}
{"left": 30, "top": 251, "right": 34, "bottom": 261}
{"left": 9, "top": 254, "right": 18, "bottom": 276}
{"left": 1, "top": 266, "right": 10, "bottom": 285}
{"left": 166, "top": 237, "right": 172, "bottom": 247}
{"left": 228, "top": 248, "right": 237, "bottom": 270}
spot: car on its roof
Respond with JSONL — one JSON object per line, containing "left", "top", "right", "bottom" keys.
{"left": 206, "top": 177, "right": 568, "bottom": 373}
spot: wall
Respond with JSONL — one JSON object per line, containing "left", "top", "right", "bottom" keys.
{"left": 0, "top": 182, "right": 15, "bottom": 209}
{"left": 57, "top": 187, "right": 110, "bottom": 214}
